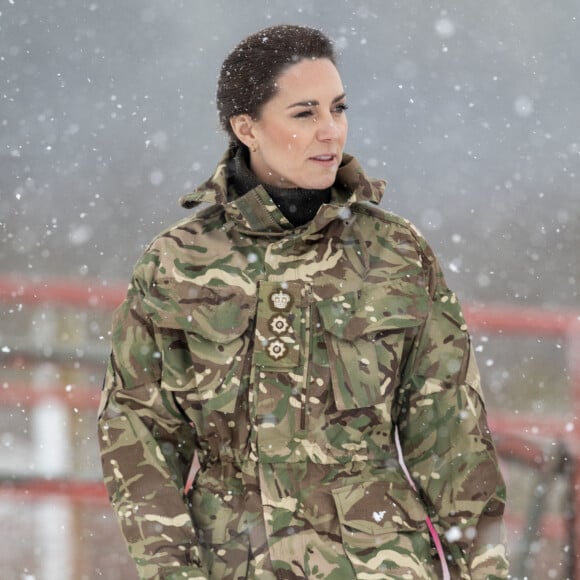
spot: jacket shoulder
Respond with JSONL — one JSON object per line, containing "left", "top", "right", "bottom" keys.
{"left": 149, "top": 204, "right": 224, "bottom": 247}
{"left": 130, "top": 204, "right": 225, "bottom": 284}
{"left": 352, "top": 201, "right": 428, "bottom": 249}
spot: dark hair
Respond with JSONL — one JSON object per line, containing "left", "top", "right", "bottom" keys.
{"left": 216, "top": 25, "right": 337, "bottom": 146}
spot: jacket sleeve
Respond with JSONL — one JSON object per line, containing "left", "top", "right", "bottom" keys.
{"left": 396, "top": 242, "right": 508, "bottom": 579}
{"left": 98, "top": 277, "right": 207, "bottom": 580}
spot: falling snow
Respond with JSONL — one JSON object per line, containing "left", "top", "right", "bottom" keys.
{"left": 0, "top": 2, "right": 579, "bottom": 579}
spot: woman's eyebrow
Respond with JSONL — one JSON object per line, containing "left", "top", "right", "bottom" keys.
{"left": 286, "top": 93, "right": 347, "bottom": 109}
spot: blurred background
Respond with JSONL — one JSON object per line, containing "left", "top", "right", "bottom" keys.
{"left": 1, "top": 1, "right": 579, "bottom": 578}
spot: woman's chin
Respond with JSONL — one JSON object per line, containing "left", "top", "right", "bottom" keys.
{"left": 300, "top": 173, "right": 338, "bottom": 190}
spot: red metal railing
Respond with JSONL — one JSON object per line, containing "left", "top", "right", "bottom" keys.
{"left": 0, "top": 478, "right": 108, "bottom": 504}
{"left": 0, "top": 276, "right": 125, "bottom": 310}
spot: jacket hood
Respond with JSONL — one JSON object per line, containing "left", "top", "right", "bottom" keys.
{"left": 179, "top": 148, "right": 386, "bottom": 234}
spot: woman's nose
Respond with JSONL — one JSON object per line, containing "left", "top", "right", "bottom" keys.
{"left": 316, "top": 114, "right": 342, "bottom": 141}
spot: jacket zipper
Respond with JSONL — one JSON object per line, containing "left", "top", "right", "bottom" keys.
{"left": 300, "top": 283, "right": 313, "bottom": 431}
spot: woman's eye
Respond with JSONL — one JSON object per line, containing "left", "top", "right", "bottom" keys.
{"left": 293, "top": 104, "right": 348, "bottom": 119}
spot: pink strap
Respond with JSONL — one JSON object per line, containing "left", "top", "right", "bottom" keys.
{"left": 394, "top": 426, "right": 450, "bottom": 580}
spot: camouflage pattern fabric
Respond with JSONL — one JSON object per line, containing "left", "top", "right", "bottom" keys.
{"left": 98, "top": 149, "right": 508, "bottom": 579}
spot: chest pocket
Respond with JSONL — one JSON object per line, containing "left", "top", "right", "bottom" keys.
{"left": 316, "top": 280, "right": 427, "bottom": 410}
{"left": 143, "top": 280, "right": 255, "bottom": 413}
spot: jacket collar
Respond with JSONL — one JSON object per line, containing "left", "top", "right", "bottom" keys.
{"left": 179, "top": 148, "right": 386, "bottom": 235}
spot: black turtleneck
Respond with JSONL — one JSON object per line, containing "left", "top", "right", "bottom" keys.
{"left": 230, "top": 147, "right": 331, "bottom": 227}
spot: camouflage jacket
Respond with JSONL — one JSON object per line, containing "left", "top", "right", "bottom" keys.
{"left": 98, "top": 149, "right": 508, "bottom": 580}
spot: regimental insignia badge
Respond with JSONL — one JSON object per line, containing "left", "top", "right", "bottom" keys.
{"left": 269, "top": 315, "right": 290, "bottom": 335}
{"left": 270, "top": 289, "right": 293, "bottom": 311}
{"left": 253, "top": 281, "right": 300, "bottom": 368}
{"left": 267, "top": 339, "right": 287, "bottom": 360}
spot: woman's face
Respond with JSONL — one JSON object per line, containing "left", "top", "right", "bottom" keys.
{"left": 237, "top": 58, "right": 348, "bottom": 190}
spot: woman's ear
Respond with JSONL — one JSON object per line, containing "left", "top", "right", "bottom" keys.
{"left": 230, "top": 114, "right": 258, "bottom": 151}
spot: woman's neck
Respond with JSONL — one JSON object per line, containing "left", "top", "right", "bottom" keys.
{"left": 230, "top": 147, "right": 331, "bottom": 226}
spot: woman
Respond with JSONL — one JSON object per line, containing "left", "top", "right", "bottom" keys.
{"left": 98, "top": 25, "right": 508, "bottom": 579}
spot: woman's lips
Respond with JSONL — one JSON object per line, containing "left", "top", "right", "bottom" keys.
{"left": 309, "top": 154, "right": 337, "bottom": 166}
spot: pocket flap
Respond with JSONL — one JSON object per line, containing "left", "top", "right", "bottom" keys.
{"left": 316, "top": 280, "right": 427, "bottom": 340}
{"left": 143, "top": 280, "right": 254, "bottom": 343}
{"left": 332, "top": 478, "right": 428, "bottom": 535}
